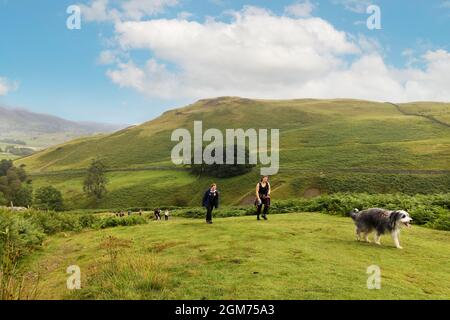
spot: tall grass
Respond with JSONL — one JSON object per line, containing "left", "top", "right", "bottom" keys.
{"left": 0, "top": 208, "right": 148, "bottom": 299}
{"left": 0, "top": 226, "right": 39, "bottom": 300}
{"left": 68, "top": 236, "right": 168, "bottom": 300}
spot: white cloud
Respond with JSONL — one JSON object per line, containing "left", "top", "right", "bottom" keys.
{"left": 398, "top": 50, "right": 450, "bottom": 101}
{"left": 0, "top": 77, "right": 18, "bottom": 96}
{"left": 79, "top": 0, "right": 178, "bottom": 22}
{"left": 79, "top": 0, "right": 117, "bottom": 22}
{"left": 402, "top": 48, "right": 419, "bottom": 68}
{"left": 356, "top": 34, "right": 383, "bottom": 54}
{"left": 177, "top": 11, "right": 193, "bottom": 20}
{"left": 97, "top": 50, "right": 117, "bottom": 65}
{"left": 95, "top": 5, "right": 450, "bottom": 103}
{"left": 333, "top": 0, "right": 372, "bottom": 13}
{"left": 108, "top": 6, "right": 361, "bottom": 99}
{"left": 121, "top": 0, "right": 178, "bottom": 20}
{"left": 284, "top": 1, "right": 316, "bottom": 18}
{"left": 107, "top": 59, "right": 179, "bottom": 98}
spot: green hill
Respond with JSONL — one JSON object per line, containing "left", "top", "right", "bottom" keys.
{"left": 23, "top": 213, "right": 450, "bottom": 300}
{"left": 16, "top": 98, "right": 450, "bottom": 209}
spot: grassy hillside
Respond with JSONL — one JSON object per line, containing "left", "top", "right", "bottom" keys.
{"left": 394, "top": 102, "right": 450, "bottom": 127}
{"left": 17, "top": 98, "right": 450, "bottom": 208}
{"left": 23, "top": 213, "right": 450, "bottom": 300}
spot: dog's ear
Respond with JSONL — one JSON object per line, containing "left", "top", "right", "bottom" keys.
{"left": 389, "top": 211, "right": 401, "bottom": 228}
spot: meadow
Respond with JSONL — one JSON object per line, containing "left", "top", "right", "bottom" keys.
{"left": 2, "top": 190, "right": 449, "bottom": 300}
{"left": 21, "top": 213, "right": 450, "bottom": 300}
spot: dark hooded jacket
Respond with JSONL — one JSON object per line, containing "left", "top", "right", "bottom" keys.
{"left": 202, "top": 189, "right": 220, "bottom": 209}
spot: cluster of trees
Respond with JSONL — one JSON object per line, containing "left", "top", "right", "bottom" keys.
{"left": 0, "top": 158, "right": 109, "bottom": 211}
{"left": 190, "top": 145, "right": 256, "bottom": 178}
{"left": 0, "top": 159, "right": 63, "bottom": 210}
{"left": 0, "top": 159, "right": 32, "bottom": 207}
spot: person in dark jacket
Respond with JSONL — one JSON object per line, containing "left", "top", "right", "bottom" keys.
{"left": 255, "top": 176, "right": 271, "bottom": 220}
{"left": 202, "top": 183, "right": 220, "bottom": 224}
{"left": 154, "top": 208, "right": 162, "bottom": 221}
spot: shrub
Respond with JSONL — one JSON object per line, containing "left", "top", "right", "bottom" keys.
{"left": 12, "top": 185, "right": 33, "bottom": 208}
{"left": 426, "top": 208, "right": 450, "bottom": 231}
{"left": 0, "top": 211, "right": 45, "bottom": 263}
{"left": 34, "top": 186, "right": 64, "bottom": 211}
{"left": 24, "top": 211, "right": 81, "bottom": 235}
{"left": 79, "top": 214, "right": 100, "bottom": 229}
{"left": 97, "top": 216, "right": 147, "bottom": 229}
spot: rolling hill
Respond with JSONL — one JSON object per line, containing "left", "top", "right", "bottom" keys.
{"left": 0, "top": 105, "right": 125, "bottom": 151}
{"left": 16, "top": 98, "right": 450, "bottom": 209}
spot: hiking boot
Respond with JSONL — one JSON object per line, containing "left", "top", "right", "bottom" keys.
{"left": 263, "top": 215, "right": 268, "bottom": 220}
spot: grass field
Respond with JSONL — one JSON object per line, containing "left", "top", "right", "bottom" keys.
{"left": 15, "top": 98, "right": 450, "bottom": 209}
{"left": 24, "top": 213, "right": 450, "bottom": 300}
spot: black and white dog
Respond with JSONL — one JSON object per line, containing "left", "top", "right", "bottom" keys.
{"left": 350, "top": 208, "right": 413, "bottom": 249}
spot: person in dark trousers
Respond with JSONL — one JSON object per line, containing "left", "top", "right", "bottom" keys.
{"left": 154, "top": 208, "right": 162, "bottom": 221}
{"left": 164, "top": 210, "right": 170, "bottom": 221}
{"left": 202, "top": 183, "right": 220, "bottom": 224}
{"left": 255, "top": 176, "right": 271, "bottom": 220}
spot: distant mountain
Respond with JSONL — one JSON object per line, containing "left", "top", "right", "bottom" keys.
{"left": 0, "top": 106, "right": 126, "bottom": 149}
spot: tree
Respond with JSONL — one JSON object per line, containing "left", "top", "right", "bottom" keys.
{"left": 83, "top": 159, "right": 108, "bottom": 201}
{"left": 34, "top": 186, "right": 64, "bottom": 211}
{"left": 189, "top": 145, "right": 256, "bottom": 178}
{"left": 0, "top": 159, "right": 13, "bottom": 176}
{"left": 0, "top": 160, "right": 31, "bottom": 206}
{"left": 13, "top": 185, "right": 33, "bottom": 207}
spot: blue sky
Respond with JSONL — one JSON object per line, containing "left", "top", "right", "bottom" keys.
{"left": 0, "top": 0, "right": 449, "bottom": 124}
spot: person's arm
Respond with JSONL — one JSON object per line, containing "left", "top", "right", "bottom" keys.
{"left": 255, "top": 183, "right": 260, "bottom": 200}
{"left": 268, "top": 182, "right": 271, "bottom": 196}
{"left": 215, "top": 192, "right": 220, "bottom": 209}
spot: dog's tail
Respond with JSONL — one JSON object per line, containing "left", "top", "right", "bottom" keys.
{"left": 349, "top": 208, "right": 360, "bottom": 221}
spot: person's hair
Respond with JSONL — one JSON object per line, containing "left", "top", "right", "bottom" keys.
{"left": 210, "top": 183, "right": 217, "bottom": 188}
{"left": 260, "top": 176, "right": 269, "bottom": 182}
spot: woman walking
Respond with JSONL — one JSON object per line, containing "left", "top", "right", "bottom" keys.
{"left": 202, "top": 183, "right": 220, "bottom": 224}
{"left": 255, "top": 176, "right": 271, "bottom": 220}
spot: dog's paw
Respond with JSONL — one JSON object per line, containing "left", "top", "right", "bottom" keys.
{"left": 396, "top": 246, "right": 403, "bottom": 250}
{"left": 375, "top": 242, "right": 381, "bottom": 246}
